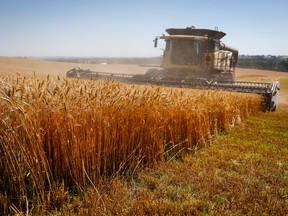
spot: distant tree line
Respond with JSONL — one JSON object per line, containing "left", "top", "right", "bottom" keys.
{"left": 237, "top": 55, "right": 288, "bottom": 72}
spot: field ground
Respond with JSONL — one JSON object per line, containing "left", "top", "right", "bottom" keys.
{"left": 0, "top": 57, "right": 148, "bottom": 77}
{"left": 0, "top": 57, "right": 287, "bottom": 214}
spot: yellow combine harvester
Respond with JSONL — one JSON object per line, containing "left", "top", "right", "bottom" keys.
{"left": 148, "top": 26, "right": 238, "bottom": 81}
{"left": 67, "top": 26, "right": 280, "bottom": 111}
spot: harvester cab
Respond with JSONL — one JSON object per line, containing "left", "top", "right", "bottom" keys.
{"left": 153, "top": 26, "right": 239, "bottom": 81}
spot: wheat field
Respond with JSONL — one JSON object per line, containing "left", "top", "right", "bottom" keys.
{"left": 0, "top": 72, "right": 262, "bottom": 209}
{"left": 4, "top": 58, "right": 286, "bottom": 213}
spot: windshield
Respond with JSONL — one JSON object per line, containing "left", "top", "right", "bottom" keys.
{"left": 170, "top": 40, "right": 201, "bottom": 65}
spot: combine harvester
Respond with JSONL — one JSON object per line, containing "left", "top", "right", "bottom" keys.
{"left": 67, "top": 26, "right": 280, "bottom": 111}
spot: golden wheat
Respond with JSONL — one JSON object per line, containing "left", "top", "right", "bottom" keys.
{"left": 0, "top": 74, "right": 261, "bottom": 209}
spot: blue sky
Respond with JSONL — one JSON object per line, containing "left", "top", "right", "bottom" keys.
{"left": 0, "top": 0, "right": 287, "bottom": 57}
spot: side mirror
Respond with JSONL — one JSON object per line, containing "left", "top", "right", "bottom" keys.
{"left": 153, "top": 37, "right": 158, "bottom": 48}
